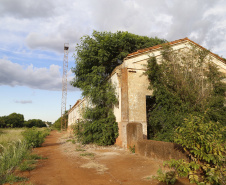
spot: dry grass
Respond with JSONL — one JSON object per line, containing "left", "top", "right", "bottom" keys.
{"left": 0, "top": 128, "right": 47, "bottom": 147}
{"left": 0, "top": 128, "right": 25, "bottom": 146}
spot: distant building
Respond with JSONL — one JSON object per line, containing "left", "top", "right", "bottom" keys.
{"left": 68, "top": 38, "right": 226, "bottom": 148}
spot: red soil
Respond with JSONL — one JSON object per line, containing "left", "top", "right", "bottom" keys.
{"left": 15, "top": 130, "right": 190, "bottom": 185}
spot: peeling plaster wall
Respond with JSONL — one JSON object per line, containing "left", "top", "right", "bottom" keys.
{"left": 127, "top": 68, "right": 152, "bottom": 139}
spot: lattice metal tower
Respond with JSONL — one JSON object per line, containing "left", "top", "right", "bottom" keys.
{"left": 61, "top": 43, "right": 69, "bottom": 130}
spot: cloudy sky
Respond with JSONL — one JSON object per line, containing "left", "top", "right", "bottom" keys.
{"left": 0, "top": 0, "right": 226, "bottom": 123}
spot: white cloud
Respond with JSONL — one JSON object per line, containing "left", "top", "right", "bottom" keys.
{"left": 26, "top": 30, "right": 81, "bottom": 53}
{"left": 0, "top": 0, "right": 57, "bottom": 19}
{"left": 26, "top": 33, "right": 65, "bottom": 53}
{"left": 14, "top": 100, "right": 32, "bottom": 104}
{"left": 0, "top": 0, "right": 226, "bottom": 57}
{"left": 0, "top": 59, "right": 79, "bottom": 91}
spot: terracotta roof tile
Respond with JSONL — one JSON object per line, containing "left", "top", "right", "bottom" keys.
{"left": 127, "top": 38, "right": 188, "bottom": 57}
{"left": 126, "top": 37, "right": 226, "bottom": 65}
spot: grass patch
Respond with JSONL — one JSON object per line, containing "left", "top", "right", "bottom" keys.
{"left": 71, "top": 139, "right": 76, "bottom": 144}
{"left": 19, "top": 160, "right": 36, "bottom": 172}
{"left": 19, "top": 153, "right": 47, "bottom": 172}
{"left": 0, "top": 128, "right": 50, "bottom": 184}
{"left": 76, "top": 148, "right": 86, "bottom": 152}
{"left": 66, "top": 139, "right": 76, "bottom": 144}
{"left": 28, "top": 153, "right": 47, "bottom": 160}
{"left": 0, "top": 140, "right": 29, "bottom": 183}
{"left": 0, "top": 128, "right": 25, "bottom": 147}
{"left": 80, "top": 152, "right": 95, "bottom": 157}
{"left": 2, "top": 174, "right": 28, "bottom": 184}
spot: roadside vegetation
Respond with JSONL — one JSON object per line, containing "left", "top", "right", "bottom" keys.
{"left": 52, "top": 111, "right": 68, "bottom": 130}
{"left": 0, "top": 127, "right": 50, "bottom": 184}
{"left": 146, "top": 44, "right": 226, "bottom": 184}
{"left": 153, "top": 115, "right": 225, "bottom": 184}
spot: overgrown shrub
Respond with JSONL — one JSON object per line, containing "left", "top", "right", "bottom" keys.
{"left": 145, "top": 45, "right": 226, "bottom": 141}
{"left": 22, "top": 127, "right": 50, "bottom": 148}
{"left": 71, "top": 78, "right": 119, "bottom": 146}
{"left": 72, "top": 111, "right": 118, "bottom": 146}
{"left": 154, "top": 115, "right": 226, "bottom": 184}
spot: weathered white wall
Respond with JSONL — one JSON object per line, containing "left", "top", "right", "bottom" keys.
{"left": 68, "top": 98, "right": 88, "bottom": 126}
{"left": 127, "top": 68, "right": 152, "bottom": 138}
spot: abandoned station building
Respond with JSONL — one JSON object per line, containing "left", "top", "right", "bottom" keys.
{"left": 68, "top": 38, "right": 226, "bottom": 148}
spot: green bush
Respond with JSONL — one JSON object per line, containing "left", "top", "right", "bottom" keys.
{"left": 22, "top": 128, "right": 49, "bottom": 148}
{"left": 72, "top": 109, "right": 118, "bottom": 146}
{"left": 154, "top": 115, "right": 226, "bottom": 184}
{"left": 153, "top": 168, "right": 176, "bottom": 185}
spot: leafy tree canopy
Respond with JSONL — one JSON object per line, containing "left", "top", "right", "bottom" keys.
{"left": 71, "top": 30, "right": 167, "bottom": 95}
{"left": 24, "top": 119, "right": 46, "bottom": 128}
{"left": 71, "top": 31, "right": 167, "bottom": 145}
{"left": 4, "top": 113, "right": 24, "bottom": 128}
{"left": 0, "top": 113, "right": 47, "bottom": 128}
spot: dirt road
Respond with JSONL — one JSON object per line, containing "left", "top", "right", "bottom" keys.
{"left": 18, "top": 130, "right": 190, "bottom": 185}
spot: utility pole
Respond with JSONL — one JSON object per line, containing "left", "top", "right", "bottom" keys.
{"left": 61, "top": 43, "right": 69, "bottom": 131}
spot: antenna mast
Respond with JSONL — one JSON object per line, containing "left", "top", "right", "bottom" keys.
{"left": 61, "top": 43, "right": 69, "bottom": 131}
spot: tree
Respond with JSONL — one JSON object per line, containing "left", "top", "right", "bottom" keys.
{"left": 24, "top": 119, "right": 46, "bottom": 128}
{"left": 5, "top": 113, "right": 24, "bottom": 128}
{"left": 146, "top": 44, "right": 226, "bottom": 141}
{"left": 0, "top": 116, "right": 7, "bottom": 128}
{"left": 71, "top": 30, "right": 167, "bottom": 96}
{"left": 71, "top": 30, "right": 167, "bottom": 145}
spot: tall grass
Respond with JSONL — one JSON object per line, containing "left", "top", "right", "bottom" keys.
{"left": 0, "top": 128, "right": 25, "bottom": 147}
{"left": 0, "top": 127, "right": 50, "bottom": 184}
{"left": 0, "top": 140, "right": 29, "bottom": 183}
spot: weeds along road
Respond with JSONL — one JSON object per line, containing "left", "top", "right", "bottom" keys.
{"left": 17, "top": 130, "right": 190, "bottom": 185}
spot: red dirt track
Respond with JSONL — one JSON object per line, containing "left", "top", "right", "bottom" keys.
{"left": 16, "top": 130, "right": 190, "bottom": 185}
